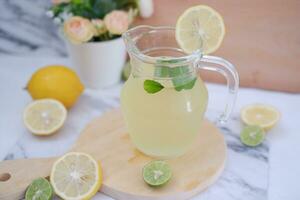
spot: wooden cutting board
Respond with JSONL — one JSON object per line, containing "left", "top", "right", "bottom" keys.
{"left": 0, "top": 109, "right": 226, "bottom": 200}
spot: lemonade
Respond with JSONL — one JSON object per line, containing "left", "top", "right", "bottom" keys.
{"left": 121, "top": 22, "right": 238, "bottom": 158}
{"left": 121, "top": 62, "right": 208, "bottom": 158}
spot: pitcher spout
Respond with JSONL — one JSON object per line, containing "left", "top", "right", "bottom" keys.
{"left": 122, "top": 25, "right": 201, "bottom": 64}
{"left": 122, "top": 25, "right": 154, "bottom": 50}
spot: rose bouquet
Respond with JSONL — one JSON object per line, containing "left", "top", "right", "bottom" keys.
{"left": 47, "top": 0, "right": 139, "bottom": 43}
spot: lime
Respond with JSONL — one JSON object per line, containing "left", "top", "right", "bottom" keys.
{"left": 25, "top": 177, "right": 53, "bottom": 200}
{"left": 176, "top": 5, "right": 225, "bottom": 54}
{"left": 122, "top": 61, "right": 131, "bottom": 81}
{"left": 240, "top": 125, "right": 265, "bottom": 147}
{"left": 143, "top": 161, "right": 172, "bottom": 186}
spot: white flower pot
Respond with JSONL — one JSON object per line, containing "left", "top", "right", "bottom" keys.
{"left": 66, "top": 37, "right": 126, "bottom": 89}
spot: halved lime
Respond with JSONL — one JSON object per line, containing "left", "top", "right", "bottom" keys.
{"left": 25, "top": 177, "right": 53, "bottom": 200}
{"left": 143, "top": 161, "right": 172, "bottom": 186}
{"left": 240, "top": 125, "right": 265, "bottom": 147}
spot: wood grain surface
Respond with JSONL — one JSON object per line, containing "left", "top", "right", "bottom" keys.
{"left": 134, "top": 0, "right": 300, "bottom": 93}
{"left": 0, "top": 109, "right": 226, "bottom": 200}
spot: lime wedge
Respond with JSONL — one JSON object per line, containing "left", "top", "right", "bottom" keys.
{"left": 25, "top": 178, "right": 53, "bottom": 200}
{"left": 143, "top": 161, "right": 172, "bottom": 186}
{"left": 240, "top": 125, "right": 265, "bottom": 147}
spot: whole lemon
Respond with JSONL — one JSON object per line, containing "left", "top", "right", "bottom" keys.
{"left": 27, "top": 65, "right": 84, "bottom": 108}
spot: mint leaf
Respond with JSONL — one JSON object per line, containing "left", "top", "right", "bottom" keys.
{"left": 154, "top": 58, "right": 186, "bottom": 77}
{"left": 154, "top": 66, "right": 170, "bottom": 77}
{"left": 183, "top": 77, "right": 197, "bottom": 89}
{"left": 168, "top": 66, "right": 189, "bottom": 77}
{"left": 174, "top": 77, "right": 197, "bottom": 91}
{"left": 144, "top": 80, "right": 164, "bottom": 94}
{"left": 154, "top": 65, "right": 190, "bottom": 78}
{"left": 154, "top": 59, "right": 197, "bottom": 92}
{"left": 167, "top": 66, "right": 197, "bottom": 91}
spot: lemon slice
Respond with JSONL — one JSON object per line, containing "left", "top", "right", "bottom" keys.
{"left": 241, "top": 104, "right": 280, "bottom": 131}
{"left": 23, "top": 99, "right": 67, "bottom": 135}
{"left": 175, "top": 5, "right": 225, "bottom": 54}
{"left": 50, "top": 152, "right": 102, "bottom": 200}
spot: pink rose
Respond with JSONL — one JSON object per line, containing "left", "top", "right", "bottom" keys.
{"left": 91, "top": 19, "right": 107, "bottom": 36}
{"left": 104, "top": 11, "right": 129, "bottom": 35}
{"left": 64, "top": 16, "right": 95, "bottom": 44}
{"left": 52, "top": 0, "right": 70, "bottom": 5}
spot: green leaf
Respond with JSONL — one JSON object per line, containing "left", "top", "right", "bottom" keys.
{"left": 168, "top": 66, "right": 194, "bottom": 91}
{"left": 144, "top": 80, "right": 164, "bottom": 94}
{"left": 154, "top": 58, "right": 185, "bottom": 78}
{"left": 69, "top": 0, "right": 94, "bottom": 18}
{"left": 154, "top": 66, "right": 170, "bottom": 78}
{"left": 115, "top": 0, "right": 138, "bottom": 10}
{"left": 154, "top": 63, "right": 197, "bottom": 91}
{"left": 174, "top": 77, "right": 197, "bottom": 91}
{"left": 88, "top": 0, "right": 138, "bottom": 18}
{"left": 168, "top": 65, "right": 189, "bottom": 77}
{"left": 183, "top": 77, "right": 197, "bottom": 89}
{"left": 91, "top": 0, "right": 117, "bottom": 18}
{"left": 71, "top": 0, "right": 83, "bottom": 4}
{"left": 50, "top": 0, "right": 138, "bottom": 20}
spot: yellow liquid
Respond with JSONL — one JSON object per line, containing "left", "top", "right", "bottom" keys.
{"left": 121, "top": 75, "right": 208, "bottom": 158}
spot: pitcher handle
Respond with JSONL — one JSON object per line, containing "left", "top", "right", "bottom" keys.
{"left": 196, "top": 55, "right": 239, "bottom": 124}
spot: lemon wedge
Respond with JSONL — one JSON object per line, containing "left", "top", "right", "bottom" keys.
{"left": 23, "top": 99, "right": 67, "bottom": 135}
{"left": 241, "top": 104, "right": 280, "bottom": 131}
{"left": 50, "top": 152, "right": 102, "bottom": 200}
{"left": 176, "top": 5, "right": 225, "bottom": 54}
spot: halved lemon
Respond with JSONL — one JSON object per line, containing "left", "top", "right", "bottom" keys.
{"left": 175, "top": 5, "right": 225, "bottom": 54}
{"left": 23, "top": 99, "right": 67, "bottom": 135}
{"left": 241, "top": 104, "right": 280, "bottom": 131}
{"left": 50, "top": 152, "right": 102, "bottom": 200}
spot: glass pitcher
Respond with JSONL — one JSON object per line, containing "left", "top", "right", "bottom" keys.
{"left": 121, "top": 26, "right": 238, "bottom": 158}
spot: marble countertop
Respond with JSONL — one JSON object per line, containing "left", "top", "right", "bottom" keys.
{"left": 1, "top": 56, "right": 299, "bottom": 200}
{"left": 0, "top": 0, "right": 299, "bottom": 200}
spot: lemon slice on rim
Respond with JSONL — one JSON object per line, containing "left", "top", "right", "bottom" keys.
{"left": 50, "top": 152, "right": 102, "bottom": 200}
{"left": 176, "top": 5, "right": 225, "bottom": 54}
{"left": 241, "top": 104, "right": 280, "bottom": 131}
{"left": 23, "top": 99, "right": 67, "bottom": 135}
